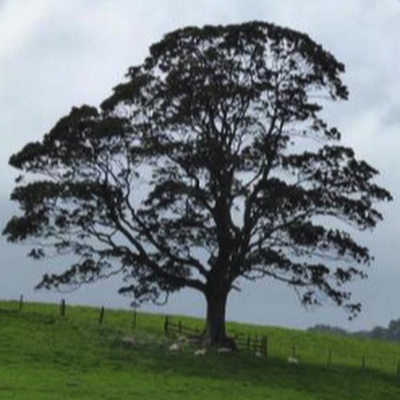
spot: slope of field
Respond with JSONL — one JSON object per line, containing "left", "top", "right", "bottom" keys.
{"left": 0, "top": 301, "right": 399, "bottom": 400}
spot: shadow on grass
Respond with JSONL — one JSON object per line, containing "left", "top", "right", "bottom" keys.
{"left": 107, "top": 338, "right": 400, "bottom": 400}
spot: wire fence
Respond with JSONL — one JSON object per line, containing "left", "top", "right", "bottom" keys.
{"left": 165, "top": 317, "right": 268, "bottom": 355}
{"left": 3, "top": 296, "right": 400, "bottom": 381}
{"left": 164, "top": 315, "right": 400, "bottom": 379}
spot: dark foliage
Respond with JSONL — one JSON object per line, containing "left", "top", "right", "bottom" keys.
{"left": 309, "top": 318, "right": 400, "bottom": 343}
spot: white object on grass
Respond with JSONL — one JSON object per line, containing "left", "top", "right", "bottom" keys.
{"left": 194, "top": 348, "right": 207, "bottom": 356}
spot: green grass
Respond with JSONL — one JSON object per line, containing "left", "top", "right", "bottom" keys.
{"left": 0, "top": 301, "right": 400, "bottom": 399}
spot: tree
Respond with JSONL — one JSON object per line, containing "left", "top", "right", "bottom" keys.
{"left": 3, "top": 21, "right": 392, "bottom": 347}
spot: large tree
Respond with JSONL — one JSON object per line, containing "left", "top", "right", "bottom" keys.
{"left": 3, "top": 22, "right": 391, "bottom": 346}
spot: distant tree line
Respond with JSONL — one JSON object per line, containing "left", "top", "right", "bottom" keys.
{"left": 308, "top": 319, "right": 400, "bottom": 342}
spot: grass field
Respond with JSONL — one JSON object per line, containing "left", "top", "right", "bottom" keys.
{"left": 1, "top": 301, "right": 400, "bottom": 399}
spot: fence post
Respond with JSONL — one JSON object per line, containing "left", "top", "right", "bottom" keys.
{"left": 261, "top": 335, "right": 266, "bottom": 357}
{"left": 164, "top": 316, "right": 169, "bottom": 336}
{"left": 132, "top": 309, "right": 137, "bottom": 329}
{"left": 254, "top": 334, "right": 259, "bottom": 352}
{"left": 362, "top": 356, "right": 366, "bottom": 370}
{"left": 19, "top": 295, "right": 23, "bottom": 311}
{"left": 178, "top": 321, "right": 182, "bottom": 335}
{"left": 99, "top": 306, "right": 105, "bottom": 325}
{"left": 292, "top": 345, "right": 297, "bottom": 358}
{"left": 327, "top": 349, "right": 332, "bottom": 369}
{"left": 60, "top": 299, "right": 66, "bottom": 318}
{"left": 246, "top": 335, "right": 251, "bottom": 352}
{"left": 264, "top": 335, "right": 268, "bottom": 358}
{"left": 396, "top": 362, "right": 400, "bottom": 384}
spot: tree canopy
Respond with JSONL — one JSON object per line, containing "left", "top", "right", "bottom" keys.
{"left": 3, "top": 21, "right": 392, "bottom": 345}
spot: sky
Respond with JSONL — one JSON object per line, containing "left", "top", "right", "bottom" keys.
{"left": 0, "top": 0, "right": 400, "bottom": 331}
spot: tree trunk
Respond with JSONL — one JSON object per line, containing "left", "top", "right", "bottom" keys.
{"left": 204, "top": 289, "right": 235, "bottom": 348}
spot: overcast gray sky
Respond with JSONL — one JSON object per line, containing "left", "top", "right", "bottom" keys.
{"left": 1, "top": 0, "right": 400, "bottom": 331}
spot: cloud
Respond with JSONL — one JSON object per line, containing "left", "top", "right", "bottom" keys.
{"left": 383, "top": 107, "right": 400, "bottom": 126}
{"left": 1, "top": 0, "right": 400, "bottom": 330}
{"left": 0, "top": 0, "right": 56, "bottom": 58}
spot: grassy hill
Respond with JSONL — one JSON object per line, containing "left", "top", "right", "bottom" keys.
{"left": 0, "top": 301, "right": 400, "bottom": 399}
